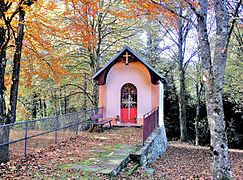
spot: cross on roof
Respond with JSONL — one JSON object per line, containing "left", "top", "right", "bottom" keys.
{"left": 123, "top": 52, "right": 131, "bottom": 65}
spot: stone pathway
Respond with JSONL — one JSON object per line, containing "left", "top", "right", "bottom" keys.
{"left": 65, "top": 144, "right": 137, "bottom": 176}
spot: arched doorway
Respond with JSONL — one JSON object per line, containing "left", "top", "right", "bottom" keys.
{"left": 120, "top": 83, "right": 137, "bottom": 123}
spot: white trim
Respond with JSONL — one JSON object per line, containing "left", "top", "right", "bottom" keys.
{"left": 159, "top": 81, "right": 164, "bottom": 127}
{"left": 93, "top": 46, "right": 166, "bottom": 84}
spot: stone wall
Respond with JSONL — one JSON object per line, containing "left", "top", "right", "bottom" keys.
{"left": 130, "top": 126, "right": 167, "bottom": 167}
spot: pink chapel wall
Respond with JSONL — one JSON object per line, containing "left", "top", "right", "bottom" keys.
{"left": 98, "top": 85, "right": 106, "bottom": 117}
{"left": 98, "top": 60, "right": 160, "bottom": 121}
{"left": 151, "top": 84, "right": 160, "bottom": 110}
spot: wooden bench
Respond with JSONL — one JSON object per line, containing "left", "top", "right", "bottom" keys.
{"left": 90, "top": 114, "right": 112, "bottom": 132}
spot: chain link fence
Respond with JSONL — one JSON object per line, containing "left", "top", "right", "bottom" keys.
{"left": 0, "top": 107, "right": 102, "bottom": 161}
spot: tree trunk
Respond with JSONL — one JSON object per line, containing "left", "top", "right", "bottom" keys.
{"left": 178, "top": 10, "right": 187, "bottom": 142}
{"left": 53, "top": 91, "right": 58, "bottom": 116}
{"left": 0, "top": 2, "right": 8, "bottom": 124}
{"left": 90, "top": 52, "right": 99, "bottom": 107}
{"left": 7, "top": 9, "right": 26, "bottom": 123}
{"left": 83, "top": 73, "right": 88, "bottom": 110}
{"left": 0, "top": 27, "right": 7, "bottom": 124}
{"left": 0, "top": 125, "right": 10, "bottom": 163}
{"left": 58, "top": 88, "right": 62, "bottom": 115}
{"left": 0, "top": 2, "right": 35, "bottom": 163}
{"left": 93, "top": 84, "right": 99, "bottom": 107}
{"left": 64, "top": 85, "right": 68, "bottom": 114}
{"left": 179, "top": 68, "right": 187, "bottom": 142}
{"left": 0, "top": 5, "right": 26, "bottom": 163}
{"left": 39, "top": 98, "right": 43, "bottom": 117}
{"left": 197, "top": 0, "right": 232, "bottom": 178}
{"left": 31, "top": 94, "right": 37, "bottom": 119}
{"left": 0, "top": 7, "right": 26, "bottom": 164}
{"left": 43, "top": 98, "right": 47, "bottom": 117}
{"left": 195, "top": 83, "right": 200, "bottom": 146}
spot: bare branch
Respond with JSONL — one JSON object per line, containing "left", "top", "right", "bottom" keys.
{"left": 150, "top": 0, "right": 197, "bottom": 27}
{"left": 99, "top": 34, "right": 134, "bottom": 56}
{"left": 184, "top": 49, "right": 199, "bottom": 70}
{"left": 226, "top": 0, "right": 243, "bottom": 49}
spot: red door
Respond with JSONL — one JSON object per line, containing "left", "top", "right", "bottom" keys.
{"left": 121, "top": 83, "right": 137, "bottom": 123}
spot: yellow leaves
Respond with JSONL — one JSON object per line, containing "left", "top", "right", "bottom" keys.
{"left": 0, "top": 0, "right": 33, "bottom": 30}
{"left": 0, "top": 19, "right": 5, "bottom": 27}
{"left": 20, "top": 4, "right": 31, "bottom": 12}
{"left": 4, "top": 73, "right": 12, "bottom": 91}
{"left": 4, "top": 0, "right": 19, "bottom": 3}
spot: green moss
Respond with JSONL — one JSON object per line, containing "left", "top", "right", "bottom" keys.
{"left": 113, "top": 144, "right": 122, "bottom": 149}
{"left": 56, "top": 164, "right": 72, "bottom": 169}
{"left": 76, "top": 160, "right": 94, "bottom": 166}
{"left": 103, "top": 144, "right": 122, "bottom": 150}
{"left": 55, "top": 143, "right": 137, "bottom": 176}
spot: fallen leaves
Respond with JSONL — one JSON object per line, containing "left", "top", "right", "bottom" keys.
{"left": 1, "top": 128, "right": 243, "bottom": 179}
{"left": 0, "top": 128, "right": 142, "bottom": 179}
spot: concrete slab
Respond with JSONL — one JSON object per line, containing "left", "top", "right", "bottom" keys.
{"left": 66, "top": 144, "right": 136, "bottom": 176}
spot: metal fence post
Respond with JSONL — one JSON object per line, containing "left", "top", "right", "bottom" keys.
{"left": 0, "top": 108, "right": 102, "bottom": 162}
{"left": 24, "top": 121, "right": 28, "bottom": 159}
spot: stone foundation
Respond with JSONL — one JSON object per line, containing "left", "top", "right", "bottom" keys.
{"left": 130, "top": 126, "right": 167, "bottom": 167}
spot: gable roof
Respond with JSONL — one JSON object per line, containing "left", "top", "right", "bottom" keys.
{"left": 93, "top": 46, "right": 167, "bottom": 85}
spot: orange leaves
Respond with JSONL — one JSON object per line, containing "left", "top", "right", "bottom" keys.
{"left": 46, "top": 1, "right": 57, "bottom": 11}
{"left": 20, "top": 4, "right": 31, "bottom": 12}
{"left": 16, "top": 0, "right": 72, "bottom": 87}
{"left": 63, "top": 0, "right": 100, "bottom": 50}
{"left": 119, "top": 0, "right": 184, "bottom": 26}
{"left": 21, "top": 47, "right": 69, "bottom": 87}
{"left": 108, "top": 9, "right": 138, "bottom": 19}
{"left": 120, "top": 0, "right": 162, "bottom": 17}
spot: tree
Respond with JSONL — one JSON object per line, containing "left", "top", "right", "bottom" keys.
{"left": 61, "top": 0, "right": 137, "bottom": 107}
{"left": 189, "top": 59, "right": 204, "bottom": 146}
{"left": 224, "top": 21, "right": 243, "bottom": 108}
{"left": 158, "top": 9, "right": 197, "bottom": 142}
{"left": 123, "top": 0, "right": 242, "bottom": 178}
{"left": 122, "top": 0, "right": 196, "bottom": 142}
{"left": 187, "top": 0, "right": 241, "bottom": 178}
{"left": 0, "top": 0, "right": 37, "bottom": 163}
{"left": 10, "top": 0, "right": 138, "bottom": 121}
{"left": 157, "top": 0, "right": 242, "bottom": 178}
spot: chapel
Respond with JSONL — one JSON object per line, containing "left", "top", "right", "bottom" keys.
{"left": 93, "top": 46, "right": 166, "bottom": 126}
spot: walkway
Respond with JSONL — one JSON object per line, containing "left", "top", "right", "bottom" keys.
{"left": 68, "top": 144, "right": 137, "bottom": 176}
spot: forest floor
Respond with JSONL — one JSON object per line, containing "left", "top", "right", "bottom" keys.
{"left": 0, "top": 127, "right": 242, "bottom": 179}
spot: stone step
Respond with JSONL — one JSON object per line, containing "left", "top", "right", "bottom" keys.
{"left": 68, "top": 144, "right": 136, "bottom": 176}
